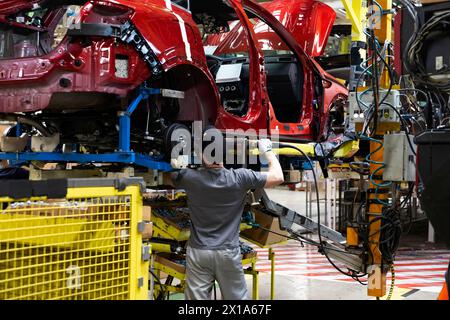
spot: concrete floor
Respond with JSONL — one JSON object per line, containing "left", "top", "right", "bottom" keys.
{"left": 265, "top": 187, "right": 309, "bottom": 215}
{"left": 243, "top": 272, "right": 438, "bottom": 300}
{"left": 168, "top": 272, "right": 437, "bottom": 300}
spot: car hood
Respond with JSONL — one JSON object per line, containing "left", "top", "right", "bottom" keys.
{"left": 262, "top": 0, "right": 335, "bottom": 57}
{"left": 210, "top": 0, "right": 336, "bottom": 58}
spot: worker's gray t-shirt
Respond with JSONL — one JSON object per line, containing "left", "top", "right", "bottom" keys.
{"left": 172, "top": 168, "right": 267, "bottom": 250}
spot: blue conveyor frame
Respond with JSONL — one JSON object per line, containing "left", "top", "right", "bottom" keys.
{"left": 0, "top": 87, "right": 173, "bottom": 172}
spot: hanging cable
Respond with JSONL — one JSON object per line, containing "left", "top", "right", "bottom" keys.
{"left": 358, "top": 135, "right": 391, "bottom": 205}
{"left": 386, "top": 265, "right": 396, "bottom": 300}
{"left": 276, "top": 143, "right": 368, "bottom": 280}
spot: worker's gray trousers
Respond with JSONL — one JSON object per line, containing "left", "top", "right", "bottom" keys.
{"left": 185, "top": 246, "right": 249, "bottom": 300}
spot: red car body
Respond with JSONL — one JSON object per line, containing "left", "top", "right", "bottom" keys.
{"left": 206, "top": 0, "right": 347, "bottom": 141}
{"left": 0, "top": 0, "right": 347, "bottom": 153}
{"left": 0, "top": 0, "right": 218, "bottom": 125}
{"left": 207, "top": 0, "right": 335, "bottom": 58}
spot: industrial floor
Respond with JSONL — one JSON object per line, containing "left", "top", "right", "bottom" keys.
{"left": 243, "top": 241, "right": 446, "bottom": 300}
{"left": 167, "top": 188, "right": 449, "bottom": 300}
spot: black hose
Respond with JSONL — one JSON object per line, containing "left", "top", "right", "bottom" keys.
{"left": 17, "top": 117, "right": 51, "bottom": 137}
{"left": 277, "top": 143, "right": 366, "bottom": 278}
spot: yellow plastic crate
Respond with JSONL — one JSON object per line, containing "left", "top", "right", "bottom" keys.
{"left": 0, "top": 178, "right": 149, "bottom": 300}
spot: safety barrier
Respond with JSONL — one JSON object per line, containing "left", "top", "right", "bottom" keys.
{"left": 0, "top": 178, "right": 149, "bottom": 300}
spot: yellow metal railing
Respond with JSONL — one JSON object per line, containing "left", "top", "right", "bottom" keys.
{"left": 0, "top": 179, "right": 149, "bottom": 300}
{"left": 152, "top": 253, "right": 259, "bottom": 300}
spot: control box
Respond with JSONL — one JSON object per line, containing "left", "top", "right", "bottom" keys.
{"left": 348, "top": 90, "right": 401, "bottom": 126}
{"left": 383, "top": 132, "right": 417, "bottom": 182}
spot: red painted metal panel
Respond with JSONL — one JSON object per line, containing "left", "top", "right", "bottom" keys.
{"left": 0, "top": 0, "right": 347, "bottom": 143}
{"left": 209, "top": 0, "right": 336, "bottom": 58}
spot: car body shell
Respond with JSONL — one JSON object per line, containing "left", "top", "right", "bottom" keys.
{"left": 0, "top": 0, "right": 347, "bottom": 142}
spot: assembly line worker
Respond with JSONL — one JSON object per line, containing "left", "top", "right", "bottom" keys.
{"left": 171, "top": 130, "right": 284, "bottom": 300}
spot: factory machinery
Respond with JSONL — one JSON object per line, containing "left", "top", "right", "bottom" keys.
{"left": 143, "top": 0, "right": 450, "bottom": 300}
{"left": 1, "top": 0, "right": 450, "bottom": 300}
{"left": 257, "top": 0, "right": 450, "bottom": 299}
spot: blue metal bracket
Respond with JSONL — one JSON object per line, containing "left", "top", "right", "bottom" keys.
{"left": 0, "top": 87, "right": 174, "bottom": 172}
{"left": 119, "top": 87, "right": 161, "bottom": 152}
{"left": 0, "top": 152, "right": 173, "bottom": 171}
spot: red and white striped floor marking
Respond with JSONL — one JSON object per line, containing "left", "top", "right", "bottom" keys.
{"left": 248, "top": 240, "right": 449, "bottom": 294}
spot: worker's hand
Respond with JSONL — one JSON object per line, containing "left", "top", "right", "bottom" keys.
{"left": 258, "top": 139, "right": 272, "bottom": 154}
{"left": 171, "top": 155, "right": 189, "bottom": 169}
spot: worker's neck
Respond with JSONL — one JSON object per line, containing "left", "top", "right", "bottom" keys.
{"left": 203, "top": 163, "right": 224, "bottom": 169}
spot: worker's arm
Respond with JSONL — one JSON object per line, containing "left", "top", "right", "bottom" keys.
{"left": 259, "top": 139, "right": 284, "bottom": 188}
{"left": 163, "top": 171, "right": 185, "bottom": 188}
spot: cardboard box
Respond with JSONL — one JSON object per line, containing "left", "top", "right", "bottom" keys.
{"left": 240, "top": 208, "right": 288, "bottom": 246}
{"left": 154, "top": 252, "right": 186, "bottom": 274}
{"left": 242, "top": 250, "right": 257, "bottom": 260}
{"left": 283, "top": 170, "right": 302, "bottom": 183}
{"left": 0, "top": 125, "right": 10, "bottom": 134}
{"left": 143, "top": 206, "right": 151, "bottom": 222}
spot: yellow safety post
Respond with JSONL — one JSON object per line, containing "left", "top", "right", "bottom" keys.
{"left": 374, "top": 0, "right": 393, "bottom": 89}
{"left": 269, "top": 247, "right": 275, "bottom": 300}
{"left": 252, "top": 259, "right": 259, "bottom": 300}
{"left": 341, "top": 0, "right": 365, "bottom": 37}
{"left": 127, "top": 184, "right": 148, "bottom": 300}
{"left": 339, "top": 36, "right": 351, "bottom": 55}
{"left": 244, "top": 257, "right": 259, "bottom": 300}
{"left": 342, "top": 0, "right": 367, "bottom": 91}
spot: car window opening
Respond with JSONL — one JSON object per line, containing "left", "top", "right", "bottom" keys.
{"left": 0, "top": 6, "right": 81, "bottom": 60}
{"left": 203, "top": 18, "right": 303, "bottom": 123}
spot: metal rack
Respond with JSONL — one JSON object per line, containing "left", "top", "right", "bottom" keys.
{"left": 0, "top": 87, "right": 173, "bottom": 172}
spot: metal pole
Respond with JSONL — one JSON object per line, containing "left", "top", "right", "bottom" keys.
{"left": 252, "top": 259, "right": 259, "bottom": 300}
{"left": 309, "top": 181, "right": 312, "bottom": 218}
{"left": 325, "top": 178, "right": 329, "bottom": 227}
{"left": 305, "top": 181, "right": 309, "bottom": 218}
{"left": 269, "top": 248, "right": 275, "bottom": 300}
{"left": 332, "top": 179, "right": 338, "bottom": 230}
{"left": 428, "top": 222, "right": 435, "bottom": 243}
{"left": 119, "top": 91, "right": 145, "bottom": 152}
{"left": 149, "top": 253, "right": 155, "bottom": 300}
